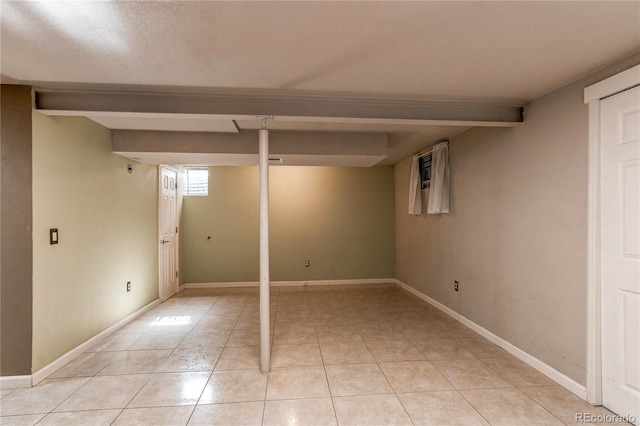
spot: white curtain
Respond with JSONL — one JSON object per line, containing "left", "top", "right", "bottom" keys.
{"left": 427, "top": 141, "right": 450, "bottom": 214}
{"left": 408, "top": 154, "right": 422, "bottom": 215}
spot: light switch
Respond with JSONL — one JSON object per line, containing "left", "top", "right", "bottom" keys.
{"left": 50, "top": 228, "right": 58, "bottom": 245}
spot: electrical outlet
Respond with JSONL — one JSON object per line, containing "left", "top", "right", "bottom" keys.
{"left": 305, "top": 260, "right": 310, "bottom": 267}
{"left": 127, "top": 281, "right": 131, "bottom": 292}
{"left": 454, "top": 281, "right": 459, "bottom": 292}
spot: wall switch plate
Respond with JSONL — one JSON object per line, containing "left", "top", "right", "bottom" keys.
{"left": 127, "top": 281, "right": 131, "bottom": 292}
{"left": 454, "top": 281, "right": 459, "bottom": 291}
{"left": 305, "top": 260, "right": 310, "bottom": 267}
{"left": 50, "top": 228, "right": 59, "bottom": 245}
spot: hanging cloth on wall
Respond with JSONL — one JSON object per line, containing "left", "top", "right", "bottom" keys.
{"left": 408, "top": 154, "right": 423, "bottom": 215}
{"left": 427, "top": 141, "right": 450, "bottom": 214}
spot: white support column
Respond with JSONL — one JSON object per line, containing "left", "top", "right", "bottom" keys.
{"left": 259, "top": 125, "right": 271, "bottom": 373}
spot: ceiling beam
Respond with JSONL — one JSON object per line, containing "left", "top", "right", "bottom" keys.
{"left": 113, "top": 129, "right": 387, "bottom": 155}
{"left": 35, "top": 89, "right": 523, "bottom": 126}
{"left": 112, "top": 130, "right": 388, "bottom": 167}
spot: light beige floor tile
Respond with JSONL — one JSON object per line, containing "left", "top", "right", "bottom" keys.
{"left": 188, "top": 402, "right": 264, "bottom": 425}
{"left": 313, "top": 318, "right": 352, "bottom": 327}
{"left": 0, "top": 389, "right": 15, "bottom": 399}
{"left": 180, "top": 329, "right": 232, "bottom": 348}
{"left": 157, "top": 346, "right": 223, "bottom": 373}
{"left": 99, "top": 350, "right": 172, "bottom": 375}
{"left": 277, "top": 307, "right": 312, "bottom": 319}
{"left": 379, "top": 361, "right": 454, "bottom": 392}
{"left": 273, "top": 324, "right": 317, "bottom": 345}
{"left": 192, "top": 316, "right": 237, "bottom": 332}
{"left": 0, "top": 413, "right": 46, "bottom": 425}
{"left": 396, "top": 324, "right": 448, "bottom": 341}
{"left": 183, "top": 301, "right": 217, "bottom": 310}
{"left": 271, "top": 343, "right": 323, "bottom": 368}
{"left": 521, "top": 386, "right": 620, "bottom": 425}
{"left": 412, "top": 338, "right": 475, "bottom": 361}
{"left": 54, "top": 374, "right": 149, "bottom": 411}
{"left": 441, "top": 324, "right": 482, "bottom": 339}
{"left": 350, "top": 312, "right": 387, "bottom": 325}
{"left": 274, "top": 309, "right": 312, "bottom": 321}
{"left": 263, "top": 398, "right": 337, "bottom": 426}
{"left": 275, "top": 314, "right": 314, "bottom": 327}
{"left": 208, "top": 300, "right": 245, "bottom": 310}
{"left": 140, "top": 315, "right": 197, "bottom": 333}
{"left": 128, "top": 372, "right": 210, "bottom": 408}
{"left": 366, "top": 340, "right": 425, "bottom": 362}
{"left": 266, "top": 366, "right": 330, "bottom": 400}
{"left": 200, "top": 309, "right": 240, "bottom": 319}
{"left": 203, "top": 301, "right": 242, "bottom": 312}
{"left": 215, "top": 346, "right": 260, "bottom": 370}
{"left": 214, "top": 297, "right": 249, "bottom": 306}
{"left": 461, "top": 388, "right": 563, "bottom": 425}
{"left": 128, "top": 332, "right": 187, "bottom": 350}
{"left": 332, "top": 394, "right": 412, "bottom": 426}
{"left": 200, "top": 370, "right": 267, "bottom": 403}
{"left": 112, "top": 405, "right": 194, "bottom": 425}
{"left": 456, "top": 336, "right": 509, "bottom": 358}
{"left": 10, "top": 287, "right": 604, "bottom": 425}
{"left": 311, "top": 311, "right": 351, "bottom": 326}
{"left": 431, "top": 358, "right": 514, "bottom": 390}
{"left": 207, "top": 304, "right": 245, "bottom": 314}
{"left": 88, "top": 333, "right": 143, "bottom": 352}
{"left": 315, "top": 326, "right": 363, "bottom": 343}
{"left": 398, "top": 391, "right": 489, "bottom": 425}
{"left": 319, "top": 341, "right": 375, "bottom": 365}
{"left": 482, "top": 357, "right": 557, "bottom": 387}
{"left": 225, "top": 327, "right": 260, "bottom": 347}
{"left": 236, "top": 310, "right": 261, "bottom": 322}
{"left": 49, "top": 351, "right": 121, "bottom": 378}
{"left": 325, "top": 363, "right": 393, "bottom": 396}
{"left": 0, "top": 378, "right": 89, "bottom": 416}
{"left": 37, "top": 409, "right": 121, "bottom": 425}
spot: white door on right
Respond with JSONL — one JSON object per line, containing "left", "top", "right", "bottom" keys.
{"left": 601, "top": 84, "right": 640, "bottom": 424}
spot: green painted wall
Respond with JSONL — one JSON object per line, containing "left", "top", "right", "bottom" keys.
{"left": 182, "top": 166, "right": 395, "bottom": 283}
{"left": 32, "top": 113, "right": 158, "bottom": 371}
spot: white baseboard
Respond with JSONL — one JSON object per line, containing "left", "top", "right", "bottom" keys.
{"left": 307, "top": 278, "right": 394, "bottom": 286}
{"left": 30, "top": 299, "right": 161, "bottom": 386}
{"left": 185, "top": 281, "right": 258, "bottom": 288}
{"left": 184, "top": 278, "right": 395, "bottom": 289}
{"left": 0, "top": 375, "right": 32, "bottom": 389}
{"left": 395, "top": 279, "right": 588, "bottom": 401}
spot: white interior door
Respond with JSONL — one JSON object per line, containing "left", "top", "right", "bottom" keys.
{"left": 159, "top": 166, "right": 178, "bottom": 302}
{"left": 601, "top": 85, "right": 640, "bottom": 423}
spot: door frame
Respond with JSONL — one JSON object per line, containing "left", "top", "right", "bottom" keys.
{"left": 158, "top": 164, "right": 179, "bottom": 301}
{"left": 584, "top": 64, "right": 640, "bottom": 405}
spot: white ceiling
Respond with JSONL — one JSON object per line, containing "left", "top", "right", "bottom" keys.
{"left": 2, "top": 1, "right": 638, "bottom": 165}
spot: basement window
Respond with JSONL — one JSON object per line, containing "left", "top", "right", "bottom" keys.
{"left": 184, "top": 168, "right": 208, "bottom": 196}
{"left": 420, "top": 153, "right": 432, "bottom": 189}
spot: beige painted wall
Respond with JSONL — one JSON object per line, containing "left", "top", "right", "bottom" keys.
{"left": 32, "top": 113, "right": 158, "bottom": 371}
{"left": 1, "top": 85, "right": 33, "bottom": 376}
{"left": 182, "top": 166, "right": 395, "bottom": 283}
{"left": 395, "top": 54, "right": 640, "bottom": 385}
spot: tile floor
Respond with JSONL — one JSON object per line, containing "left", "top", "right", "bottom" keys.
{"left": 0, "top": 284, "right": 626, "bottom": 425}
